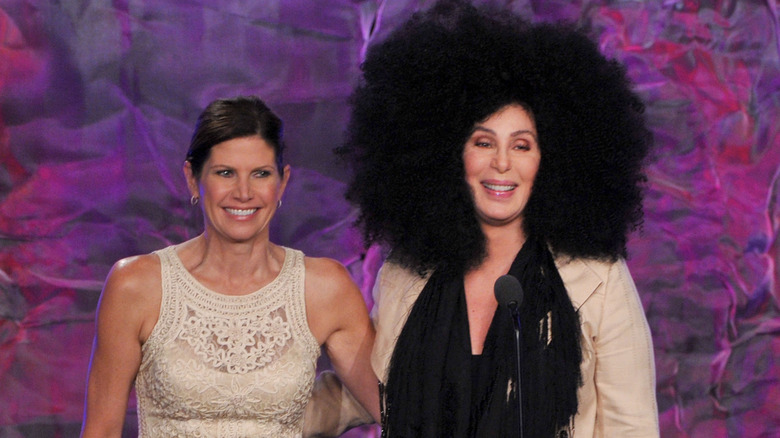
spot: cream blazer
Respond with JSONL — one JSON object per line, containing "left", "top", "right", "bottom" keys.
{"left": 304, "top": 256, "right": 660, "bottom": 437}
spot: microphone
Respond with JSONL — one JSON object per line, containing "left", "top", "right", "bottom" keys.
{"left": 494, "top": 274, "right": 524, "bottom": 312}
{"left": 494, "top": 274, "right": 524, "bottom": 438}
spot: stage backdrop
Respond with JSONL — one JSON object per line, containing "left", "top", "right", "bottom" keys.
{"left": 0, "top": 0, "right": 778, "bottom": 437}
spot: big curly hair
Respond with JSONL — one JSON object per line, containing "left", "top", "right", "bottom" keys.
{"left": 338, "top": 0, "right": 651, "bottom": 274}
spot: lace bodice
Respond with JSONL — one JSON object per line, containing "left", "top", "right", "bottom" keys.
{"left": 135, "top": 245, "right": 320, "bottom": 437}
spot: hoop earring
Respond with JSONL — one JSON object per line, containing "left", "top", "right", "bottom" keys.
{"left": 277, "top": 199, "right": 282, "bottom": 208}
{"left": 190, "top": 196, "right": 199, "bottom": 206}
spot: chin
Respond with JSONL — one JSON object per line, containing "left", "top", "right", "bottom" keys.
{"left": 477, "top": 208, "right": 525, "bottom": 225}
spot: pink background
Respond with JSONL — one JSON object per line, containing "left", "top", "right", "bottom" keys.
{"left": 0, "top": 0, "right": 778, "bottom": 436}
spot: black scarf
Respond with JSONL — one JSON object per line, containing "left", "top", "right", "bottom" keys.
{"left": 383, "top": 237, "right": 582, "bottom": 437}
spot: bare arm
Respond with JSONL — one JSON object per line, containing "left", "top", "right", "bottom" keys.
{"left": 80, "top": 255, "right": 161, "bottom": 438}
{"left": 305, "top": 257, "right": 381, "bottom": 423}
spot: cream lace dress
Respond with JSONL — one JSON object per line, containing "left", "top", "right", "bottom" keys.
{"left": 135, "top": 245, "right": 321, "bottom": 437}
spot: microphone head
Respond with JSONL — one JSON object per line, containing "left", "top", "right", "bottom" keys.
{"left": 494, "top": 274, "right": 524, "bottom": 309}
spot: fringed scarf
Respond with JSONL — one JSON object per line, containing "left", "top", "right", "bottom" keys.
{"left": 383, "top": 236, "right": 582, "bottom": 437}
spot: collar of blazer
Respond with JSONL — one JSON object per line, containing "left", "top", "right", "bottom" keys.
{"left": 555, "top": 256, "right": 604, "bottom": 311}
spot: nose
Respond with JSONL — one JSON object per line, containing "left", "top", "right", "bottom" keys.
{"left": 234, "top": 177, "right": 254, "bottom": 202}
{"left": 492, "top": 146, "right": 511, "bottom": 173}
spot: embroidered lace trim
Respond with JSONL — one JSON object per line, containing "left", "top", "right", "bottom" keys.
{"left": 136, "top": 246, "right": 320, "bottom": 437}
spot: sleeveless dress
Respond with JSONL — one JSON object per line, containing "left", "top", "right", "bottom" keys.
{"left": 135, "top": 245, "right": 321, "bottom": 437}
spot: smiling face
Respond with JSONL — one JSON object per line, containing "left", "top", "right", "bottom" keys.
{"left": 463, "top": 103, "right": 540, "bottom": 230}
{"left": 185, "top": 135, "right": 290, "bottom": 244}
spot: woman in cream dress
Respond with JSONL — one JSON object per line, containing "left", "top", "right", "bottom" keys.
{"left": 81, "top": 96, "right": 380, "bottom": 437}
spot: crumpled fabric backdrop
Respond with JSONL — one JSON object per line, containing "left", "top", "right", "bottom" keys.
{"left": 0, "top": 0, "right": 778, "bottom": 437}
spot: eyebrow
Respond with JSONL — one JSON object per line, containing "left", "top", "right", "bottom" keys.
{"left": 209, "top": 162, "right": 276, "bottom": 168}
{"left": 472, "top": 126, "right": 538, "bottom": 141}
{"left": 208, "top": 163, "right": 278, "bottom": 172}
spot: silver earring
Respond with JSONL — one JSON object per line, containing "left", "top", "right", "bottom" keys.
{"left": 190, "top": 196, "right": 199, "bottom": 205}
{"left": 277, "top": 199, "right": 282, "bottom": 208}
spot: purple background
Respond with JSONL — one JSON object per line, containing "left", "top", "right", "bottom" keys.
{"left": 0, "top": 0, "right": 778, "bottom": 437}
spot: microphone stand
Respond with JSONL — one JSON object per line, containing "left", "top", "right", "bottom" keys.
{"left": 508, "top": 301, "right": 524, "bottom": 438}
{"left": 494, "top": 274, "right": 525, "bottom": 438}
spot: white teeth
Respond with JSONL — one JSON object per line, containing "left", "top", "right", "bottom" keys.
{"left": 225, "top": 208, "right": 257, "bottom": 216}
{"left": 483, "top": 183, "right": 516, "bottom": 192}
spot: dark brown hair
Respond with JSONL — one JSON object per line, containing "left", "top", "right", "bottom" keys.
{"left": 186, "top": 96, "right": 285, "bottom": 179}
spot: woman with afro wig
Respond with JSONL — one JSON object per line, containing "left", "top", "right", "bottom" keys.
{"left": 304, "top": 0, "right": 659, "bottom": 437}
